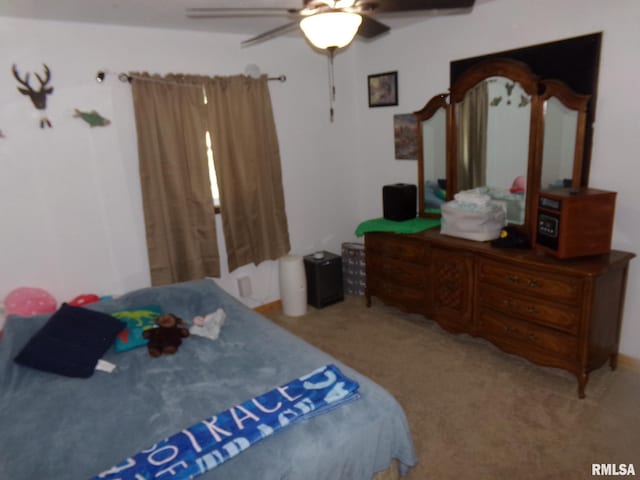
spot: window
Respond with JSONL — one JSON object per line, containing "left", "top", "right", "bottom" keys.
{"left": 203, "top": 86, "right": 220, "bottom": 212}
{"left": 205, "top": 130, "right": 221, "bottom": 211}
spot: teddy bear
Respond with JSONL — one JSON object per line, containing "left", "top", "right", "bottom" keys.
{"left": 142, "top": 313, "right": 190, "bottom": 357}
{"left": 190, "top": 308, "right": 225, "bottom": 341}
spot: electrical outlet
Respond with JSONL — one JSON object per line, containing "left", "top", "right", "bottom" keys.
{"left": 237, "top": 276, "right": 252, "bottom": 298}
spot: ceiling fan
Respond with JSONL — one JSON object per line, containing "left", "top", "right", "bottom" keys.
{"left": 187, "top": 1, "right": 474, "bottom": 122}
{"left": 186, "top": 0, "right": 476, "bottom": 49}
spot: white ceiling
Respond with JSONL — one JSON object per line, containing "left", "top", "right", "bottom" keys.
{"left": 0, "top": 0, "right": 484, "bottom": 43}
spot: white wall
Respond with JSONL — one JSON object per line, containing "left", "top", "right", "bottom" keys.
{"left": 0, "top": 17, "right": 361, "bottom": 318}
{"left": 2, "top": 0, "right": 640, "bottom": 359}
{"left": 351, "top": 0, "right": 640, "bottom": 358}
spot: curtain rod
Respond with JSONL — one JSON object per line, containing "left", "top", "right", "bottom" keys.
{"left": 120, "top": 73, "right": 287, "bottom": 83}
{"left": 95, "top": 70, "right": 286, "bottom": 83}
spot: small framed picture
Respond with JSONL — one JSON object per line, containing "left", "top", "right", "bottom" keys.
{"left": 368, "top": 71, "right": 398, "bottom": 107}
{"left": 394, "top": 114, "right": 418, "bottom": 160}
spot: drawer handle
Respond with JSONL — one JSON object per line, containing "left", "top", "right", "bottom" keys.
{"left": 503, "top": 326, "right": 537, "bottom": 343}
{"left": 525, "top": 306, "right": 539, "bottom": 314}
{"left": 506, "top": 275, "right": 541, "bottom": 289}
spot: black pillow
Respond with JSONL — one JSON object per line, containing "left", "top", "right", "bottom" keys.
{"left": 14, "top": 303, "right": 126, "bottom": 378}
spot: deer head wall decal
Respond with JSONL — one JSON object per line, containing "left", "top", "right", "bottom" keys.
{"left": 12, "top": 63, "right": 54, "bottom": 128}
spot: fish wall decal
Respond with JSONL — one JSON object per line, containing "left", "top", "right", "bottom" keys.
{"left": 73, "top": 109, "right": 111, "bottom": 127}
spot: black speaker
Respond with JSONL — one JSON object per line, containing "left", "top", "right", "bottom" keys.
{"left": 383, "top": 183, "right": 417, "bottom": 221}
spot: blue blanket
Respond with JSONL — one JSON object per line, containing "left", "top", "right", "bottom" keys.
{"left": 93, "top": 365, "right": 359, "bottom": 480}
{"left": 1, "top": 279, "right": 416, "bottom": 480}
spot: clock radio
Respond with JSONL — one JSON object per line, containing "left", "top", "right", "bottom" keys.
{"left": 534, "top": 187, "right": 616, "bottom": 259}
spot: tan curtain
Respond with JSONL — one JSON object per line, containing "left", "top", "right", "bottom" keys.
{"left": 203, "top": 75, "right": 290, "bottom": 272}
{"left": 131, "top": 73, "right": 220, "bottom": 285}
{"left": 456, "top": 81, "right": 488, "bottom": 191}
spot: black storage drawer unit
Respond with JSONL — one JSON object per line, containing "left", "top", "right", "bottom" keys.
{"left": 304, "top": 251, "right": 344, "bottom": 308}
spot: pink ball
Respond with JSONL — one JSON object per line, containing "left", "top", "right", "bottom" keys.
{"left": 4, "top": 287, "right": 57, "bottom": 317}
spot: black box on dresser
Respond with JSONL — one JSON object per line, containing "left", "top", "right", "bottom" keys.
{"left": 383, "top": 183, "right": 417, "bottom": 221}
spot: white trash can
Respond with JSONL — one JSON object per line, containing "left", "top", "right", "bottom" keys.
{"left": 278, "top": 255, "right": 307, "bottom": 317}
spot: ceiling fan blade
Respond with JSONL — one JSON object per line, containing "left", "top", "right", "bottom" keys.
{"left": 357, "top": 15, "right": 390, "bottom": 39}
{"left": 241, "top": 21, "right": 301, "bottom": 47}
{"left": 186, "top": 7, "right": 300, "bottom": 19}
{"left": 187, "top": 7, "right": 295, "bottom": 13}
{"left": 360, "top": 0, "right": 475, "bottom": 14}
{"left": 187, "top": 13, "right": 295, "bottom": 19}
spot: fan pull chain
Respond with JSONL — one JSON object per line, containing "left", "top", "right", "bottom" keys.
{"left": 327, "top": 47, "right": 336, "bottom": 123}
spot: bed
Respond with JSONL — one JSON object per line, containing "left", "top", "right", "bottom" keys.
{"left": 0, "top": 279, "right": 416, "bottom": 480}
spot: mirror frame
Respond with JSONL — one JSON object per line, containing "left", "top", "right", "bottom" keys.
{"left": 450, "top": 33, "right": 601, "bottom": 188}
{"left": 535, "top": 78, "right": 591, "bottom": 191}
{"left": 416, "top": 58, "right": 592, "bottom": 239}
{"left": 415, "top": 93, "right": 449, "bottom": 218}
{"left": 449, "top": 59, "right": 541, "bottom": 236}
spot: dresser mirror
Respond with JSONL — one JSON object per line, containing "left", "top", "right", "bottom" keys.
{"left": 416, "top": 58, "right": 590, "bottom": 238}
{"left": 454, "top": 73, "right": 535, "bottom": 224}
{"left": 538, "top": 79, "right": 590, "bottom": 191}
{"left": 415, "top": 93, "right": 449, "bottom": 216}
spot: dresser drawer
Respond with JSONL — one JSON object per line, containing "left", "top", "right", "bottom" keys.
{"left": 478, "top": 259, "right": 582, "bottom": 305}
{"left": 478, "top": 309, "right": 578, "bottom": 363}
{"left": 367, "top": 255, "right": 425, "bottom": 287}
{"left": 478, "top": 284, "right": 580, "bottom": 334}
{"left": 365, "top": 233, "right": 425, "bottom": 263}
{"left": 369, "top": 280, "right": 425, "bottom": 312}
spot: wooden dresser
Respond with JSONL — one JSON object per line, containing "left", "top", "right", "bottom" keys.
{"left": 365, "top": 229, "right": 635, "bottom": 398}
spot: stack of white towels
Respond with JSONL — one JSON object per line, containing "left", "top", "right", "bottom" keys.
{"left": 452, "top": 188, "right": 493, "bottom": 211}
{"left": 440, "top": 187, "right": 507, "bottom": 241}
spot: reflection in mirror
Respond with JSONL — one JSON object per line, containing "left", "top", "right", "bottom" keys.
{"left": 415, "top": 93, "right": 448, "bottom": 217}
{"left": 455, "top": 76, "right": 531, "bottom": 225}
{"left": 538, "top": 79, "right": 590, "bottom": 192}
{"left": 541, "top": 96, "right": 578, "bottom": 190}
{"left": 456, "top": 80, "right": 488, "bottom": 191}
{"left": 422, "top": 107, "right": 447, "bottom": 214}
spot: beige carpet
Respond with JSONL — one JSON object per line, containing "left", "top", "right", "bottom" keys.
{"left": 264, "top": 296, "right": 640, "bottom": 480}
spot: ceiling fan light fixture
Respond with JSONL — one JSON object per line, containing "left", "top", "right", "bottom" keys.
{"left": 300, "top": 11, "right": 362, "bottom": 49}
{"left": 332, "top": 0, "right": 357, "bottom": 8}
